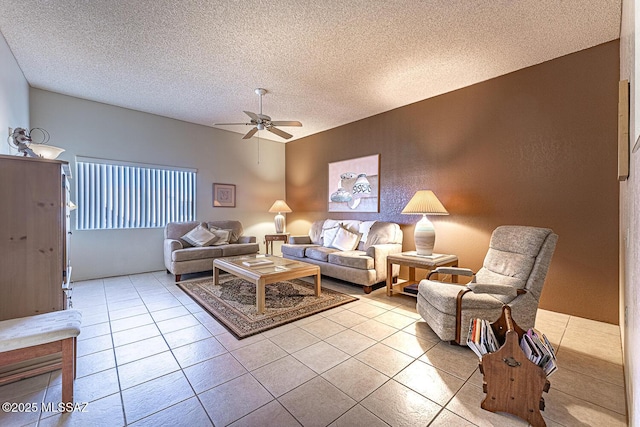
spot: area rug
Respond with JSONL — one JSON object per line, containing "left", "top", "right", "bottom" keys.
{"left": 177, "top": 275, "right": 358, "bottom": 339}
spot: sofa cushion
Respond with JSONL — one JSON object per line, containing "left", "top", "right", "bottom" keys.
{"left": 206, "top": 220, "right": 243, "bottom": 243}
{"left": 172, "top": 246, "right": 224, "bottom": 262}
{"left": 306, "top": 246, "right": 339, "bottom": 262}
{"left": 328, "top": 251, "right": 374, "bottom": 270}
{"left": 364, "top": 221, "right": 402, "bottom": 248}
{"left": 220, "top": 243, "right": 259, "bottom": 257}
{"left": 282, "top": 244, "right": 318, "bottom": 258}
{"left": 308, "top": 221, "right": 325, "bottom": 245}
{"left": 165, "top": 221, "right": 201, "bottom": 247}
{"left": 210, "top": 229, "right": 232, "bottom": 246}
{"left": 322, "top": 226, "right": 340, "bottom": 247}
{"left": 181, "top": 224, "right": 219, "bottom": 247}
{"left": 330, "top": 226, "right": 361, "bottom": 251}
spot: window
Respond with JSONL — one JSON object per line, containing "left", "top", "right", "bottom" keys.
{"left": 76, "top": 157, "right": 196, "bottom": 230}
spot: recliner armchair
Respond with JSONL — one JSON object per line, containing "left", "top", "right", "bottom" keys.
{"left": 417, "top": 225, "right": 558, "bottom": 344}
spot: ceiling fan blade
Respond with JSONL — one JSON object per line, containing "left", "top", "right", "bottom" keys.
{"left": 257, "top": 113, "right": 271, "bottom": 121}
{"left": 214, "top": 122, "right": 253, "bottom": 126}
{"left": 267, "top": 126, "right": 293, "bottom": 140}
{"left": 242, "top": 127, "right": 258, "bottom": 139}
{"left": 270, "top": 121, "right": 302, "bottom": 127}
{"left": 244, "top": 111, "right": 259, "bottom": 121}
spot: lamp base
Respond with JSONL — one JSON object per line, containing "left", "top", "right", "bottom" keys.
{"left": 414, "top": 214, "right": 436, "bottom": 256}
{"left": 274, "top": 213, "right": 285, "bottom": 234}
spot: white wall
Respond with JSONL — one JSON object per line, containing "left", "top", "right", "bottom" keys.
{"left": 30, "top": 89, "right": 287, "bottom": 280}
{"left": 0, "top": 33, "right": 29, "bottom": 155}
{"left": 620, "top": 0, "right": 638, "bottom": 424}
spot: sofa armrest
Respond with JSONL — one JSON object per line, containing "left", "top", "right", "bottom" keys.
{"left": 289, "top": 235, "right": 312, "bottom": 244}
{"left": 367, "top": 243, "right": 403, "bottom": 283}
{"left": 238, "top": 236, "right": 256, "bottom": 244}
{"left": 163, "top": 239, "right": 183, "bottom": 272}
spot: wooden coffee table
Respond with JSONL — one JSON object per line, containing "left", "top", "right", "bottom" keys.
{"left": 213, "top": 255, "right": 321, "bottom": 314}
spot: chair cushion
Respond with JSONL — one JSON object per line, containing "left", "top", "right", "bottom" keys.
{"left": 305, "top": 246, "right": 339, "bottom": 262}
{"left": 328, "top": 251, "right": 373, "bottom": 270}
{"left": 418, "top": 280, "right": 504, "bottom": 313}
{"left": 0, "top": 310, "right": 82, "bottom": 352}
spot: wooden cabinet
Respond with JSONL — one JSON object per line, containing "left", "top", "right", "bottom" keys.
{"left": 0, "top": 154, "right": 71, "bottom": 321}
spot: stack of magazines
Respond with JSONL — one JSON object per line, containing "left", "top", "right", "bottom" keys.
{"left": 466, "top": 319, "right": 558, "bottom": 377}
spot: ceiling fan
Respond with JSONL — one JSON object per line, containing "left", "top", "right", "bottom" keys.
{"left": 215, "top": 88, "right": 302, "bottom": 140}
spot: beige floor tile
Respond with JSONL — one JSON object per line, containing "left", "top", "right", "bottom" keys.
{"left": 163, "top": 324, "right": 213, "bottom": 349}
{"left": 78, "top": 321, "right": 111, "bottom": 341}
{"left": 39, "top": 393, "right": 125, "bottom": 427}
{"left": 445, "top": 382, "right": 528, "bottom": 427}
{"left": 115, "top": 335, "right": 169, "bottom": 366}
{"left": 144, "top": 297, "right": 183, "bottom": 312}
{"left": 394, "top": 359, "right": 465, "bottom": 406}
{"left": 391, "top": 304, "right": 421, "bottom": 319}
{"left": 550, "top": 367, "right": 626, "bottom": 415}
{"left": 216, "top": 331, "right": 266, "bottom": 352}
{"left": 76, "top": 348, "right": 116, "bottom": 378}
{"left": 402, "top": 320, "right": 441, "bottom": 342}
{"left": 279, "top": 376, "right": 356, "bottom": 427}
{"left": 419, "top": 341, "right": 479, "bottom": 380}
{"left": 155, "top": 314, "right": 200, "bottom": 335}
{"left": 300, "top": 318, "right": 347, "bottom": 339}
{"left": 381, "top": 330, "right": 437, "bottom": 358}
{"left": 260, "top": 322, "right": 298, "bottom": 338}
{"left": 110, "top": 313, "right": 155, "bottom": 333}
{"left": 351, "top": 319, "right": 397, "bottom": 341}
{"left": 251, "top": 355, "right": 316, "bottom": 397}
{"left": 172, "top": 336, "right": 227, "bottom": 368}
{"left": 429, "top": 409, "right": 478, "bottom": 426}
{"left": 231, "top": 339, "right": 288, "bottom": 371}
{"left": 108, "top": 305, "right": 150, "bottom": 321}
{"left": 536, "top": 308, "right": 570, "bottom": 326}
{"left": 328, "top": 403, "right": 389, "bottom": 427}
{"left": 128, "top": 396, "right": 212, "bottom": 427}
{"left": 201, "top": 319, "right": 228, "bottom": 336}
{"left": 567, "top": 316, "right": 620, "bottom": 336}
{"left": 0, "top": 388, "right": 44, "bottom": 426}
{"left": 326, "top": 310, "right": 369, "bottom": 328}
{"left": 292, "top": 341, "right": 350, "bottom": 374}
{"left": 199, "top": 373, "right": 273, "bottom": 426}
{"left": 122, "top": 371, "right": 194, "bottom": 423}
{"left": 0, "top": 372, "right": 50, "bottom": 401}
{"left": 183, "top": 352, "right": 247, "bottom": 394}
{"left": 118, "top": 351, "right": 180, "bottom": 390}
{"left": 108, "top": 297, "right": 145, "bottom": 312}
{"left": 560, "top": 329, "right": 622, "bottom": 365}
{"left": 543, "top": 387, "right": 628, "bottom": 427}
{"left": 322, "top": 358, "right": 389, "bottom": 401}
{"left": 112, "top": 323, "right": 161, "bottom": 347}
{"left": 345, "top": 302, "right": 389, "bottom": 318}
{"left": 361, "top": 379, "right": 441, "bottom": 426}
{"left": 81, "top": 310, "right": 110, "bottom": 327}
{"left": 268, "top": 327, "right": 320, "bottom": 353}
{"left": 149, "top": 305, "right": 191, "bottom": 322}
{"left": 556, "top": 346, "right": 624, "bottom": 387}
{"left": 44, "top": 368, "right": 119, "bottom": 405}
{"left": 77, "top": 334, "right": 114, "bottom": 357}
{"left": 325, "top": 329, "right": 377, "bottom": 356}
{"left": 355, "top": 343, "right": 414, "bottom": 377}
{"left": 229, "top": 400, "right": 301, "bottom": 427}
{"left": 373, "top": 311, "right": 416, "bottom": 329}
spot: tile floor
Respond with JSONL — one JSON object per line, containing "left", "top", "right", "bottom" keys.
{"left": 0, "top": 271, "right": 628, "bottom": 426}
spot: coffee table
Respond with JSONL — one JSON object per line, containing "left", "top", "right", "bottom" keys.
{"left": 213, "top": 255, "right": 321, "bottom": 314}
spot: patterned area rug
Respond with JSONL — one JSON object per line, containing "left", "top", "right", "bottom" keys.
{"left": 177, "top": 275, "right": 358, "bottom": 339}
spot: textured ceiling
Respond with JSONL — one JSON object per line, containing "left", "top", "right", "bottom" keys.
{"left": 0, "top": 1, "right": 621, "bottom": 142}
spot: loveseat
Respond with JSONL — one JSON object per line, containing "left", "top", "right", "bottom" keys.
{"left": 281, "top": 219, "right": 403, "bottom": 293}
{"left": 164, "top": 220, "right": 259, "bottom": 282}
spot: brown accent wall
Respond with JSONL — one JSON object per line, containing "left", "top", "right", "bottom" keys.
{"left": 286, "top": 40, "right": 620, "bottom": 324}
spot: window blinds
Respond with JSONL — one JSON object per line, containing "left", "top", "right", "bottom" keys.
{"left": 76, "top": 158, "right": 196, "bottom": 230}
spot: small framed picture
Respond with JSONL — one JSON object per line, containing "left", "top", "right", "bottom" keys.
{"left": 213, "top": 183, "right": 236, "bottom": 207}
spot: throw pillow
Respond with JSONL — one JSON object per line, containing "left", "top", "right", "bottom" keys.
{"left": 330, "top": 226, "right": 361, "bottom": 251}
{"left": 358, "top": 220, "right": 377, "bottom": 243}
{"left": 181, "top": 224, "right": 219, "bottom": 247}
{"left": 211, "top": 229, "right": 232, "bottom": 246}
{"left": 322, "top": 226, "right": 340, "bottom": 247}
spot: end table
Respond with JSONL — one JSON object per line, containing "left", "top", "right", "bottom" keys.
{"left": 264, "top": 233, "right": 289, "bottom": 255}
{"left": 387, "top": 252, "right": 458, "bottom": 297}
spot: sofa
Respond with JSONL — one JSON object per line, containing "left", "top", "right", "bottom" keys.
{"left": 281, "top": 219, "right": 403, "bottom": 293}
{"left": 164, "top": 220, "right": 259, "bottom": 281}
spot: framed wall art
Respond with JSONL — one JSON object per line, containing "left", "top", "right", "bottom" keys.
{"left": 213, "top": 183, "right": 236, "bottom": 207}
{"left": 328, "top": 154, "right": 379, "bottom": 212}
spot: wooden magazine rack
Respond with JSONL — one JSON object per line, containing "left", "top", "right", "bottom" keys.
{"left": 478, "top": 306, "right": 550, "bottom": 427}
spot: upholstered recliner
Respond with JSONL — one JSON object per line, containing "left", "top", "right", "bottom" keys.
{"left": 417, "top": 225, "right": 558, "bottom": 344}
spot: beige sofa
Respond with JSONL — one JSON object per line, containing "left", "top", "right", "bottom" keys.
{"left": 281, "top": 219, "right": 403, "bottom": 293}
{"left": 164, "top": 220, "right": 259, "bottom": 281}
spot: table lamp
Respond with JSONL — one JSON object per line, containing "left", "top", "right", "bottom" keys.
{"left": 401, "top": 190, "right": 448, "bottom": 256}
{"left": 268, "top": 200, "right": 292, "bottom": 233}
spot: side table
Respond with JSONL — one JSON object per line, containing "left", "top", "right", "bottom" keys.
{"left": 387, "top": 252, "right": 458, "bottom": 297}
{"left": 264, "top": 233, "right": 289, "bottom": 255}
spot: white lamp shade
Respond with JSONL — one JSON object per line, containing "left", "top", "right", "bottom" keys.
{"left": 402, "top": 190, "right": 448, "bottom": 256}
{"left": 268, "top": 200, "right": 291, "bottom": 233}
{"left": 29, "top": 144, "right": 65, "bottom": 159}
